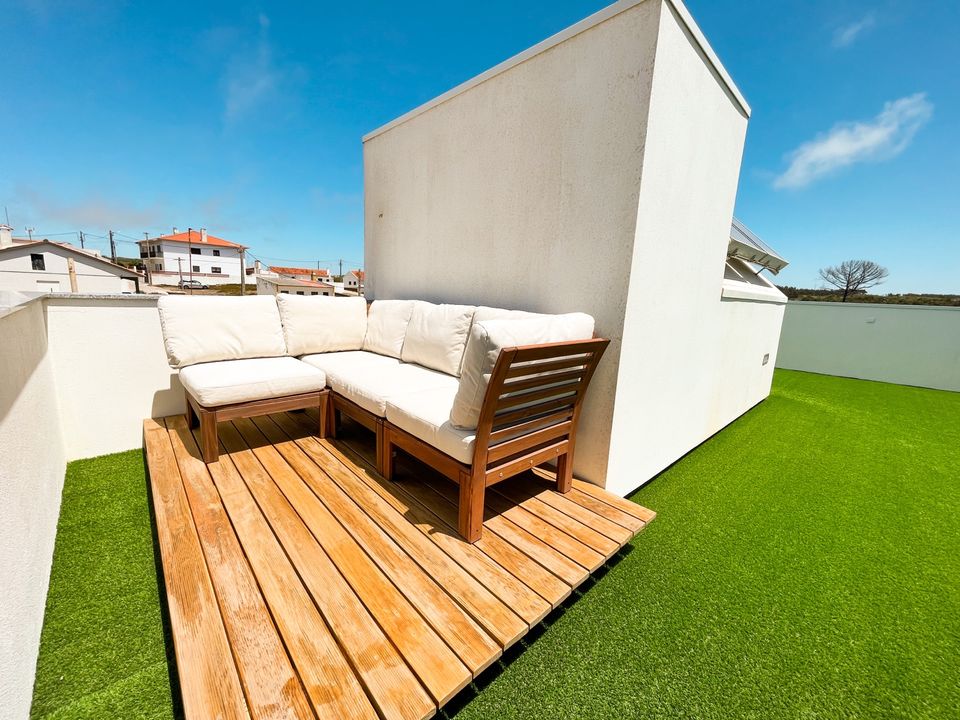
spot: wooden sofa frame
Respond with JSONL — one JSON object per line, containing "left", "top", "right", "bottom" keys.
{"left": 331, "top": 338, "right": 609, "bottom": 543}
{"left": 186, "top": 388, "right": 330, "bottom": 463}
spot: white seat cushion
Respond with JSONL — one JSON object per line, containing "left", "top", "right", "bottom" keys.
{"left": 179, "top": 357, "right": 326, "bottom": 408}
{"left": 277, "top": 295, "right": 368, "bottom": 355}
{"left": 401, "top": 301, "right": 476, "bottom": 377}
{"left": 300, "top": 350, "right": 457, "bottom": 416}
{"left": 362, "top": 300, "right": 415, "bottom": 358}
{"left": 450, "top": 313, "right": 595, "bottom": 429}
{"left": 386, "top": 387, "right": 476, "bottom": 464}
{"left": 158, "top": 295, "right": 286, "bottom": 368}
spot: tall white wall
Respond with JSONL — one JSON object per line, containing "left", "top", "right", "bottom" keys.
{"left": 778, "top": 302, "right": 960, "bottom": 392}
{"left": 365, "top": 0, "right": 663, "bottom": 485}
{"left": 0, "top": 301, "right": 67, "bottom": 719}
{"left": 364, "top": 0, "right": 770, "bottom": 492}
{"left": 604, "top": 1, "right": 758, "bottom": 493}
{"left": 44, "top": 296, "right": 184, "bottom": 459}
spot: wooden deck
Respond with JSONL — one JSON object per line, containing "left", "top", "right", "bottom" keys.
{"left": 143, "top": 409, "right": 654, "bottom": 720}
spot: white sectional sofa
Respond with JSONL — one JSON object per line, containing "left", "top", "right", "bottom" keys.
{"left": 157, "top": 294, "right": 608, "bottom": 541}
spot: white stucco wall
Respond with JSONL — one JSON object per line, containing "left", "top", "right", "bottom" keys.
{"left": 777, "top": 302, "right": 960, "bottom": 392}
{"left": 44, "top": 296, "right": 184, "bottom": 460}
{"left": 0, "top": 301, "right": 67, "bottom": 719}
{"left": 604, "top": 1, "right": 759, "bottom": 493}
{"left": 364, "top": 0, "right": 774, "bottom": 493}
{"left": 365, "top": 0, "right": 664, "bottom": 486}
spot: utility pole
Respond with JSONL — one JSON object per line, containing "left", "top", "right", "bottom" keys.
{"left": 79, "top": 231, "right": 85, "bottom": 249}
{"left": 26, "top": 227, "right": 34, "bottom": 241}
{"left": 109, "top": 230, "right": 117, "bottom": 263}
{"left": 187, "top": 227, "right": 193, "bottom": 293}
{"left": 240, "top": 247, "right": 246, "bottom": 296}
{"left": 339, "top": 258, "right": 343, "bottom": 277}
{"left": 177, "top": 257, "right": 184, "bottom": 287}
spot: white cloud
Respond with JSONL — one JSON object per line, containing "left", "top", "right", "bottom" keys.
{"left": 221, "top": 14, "right": 302, "bottom": 124}
{"left": 833, "top": 13, "right": 876, "bottom": 48}
{"left": 773, "top": 93, "right": 933, "bottom": 190}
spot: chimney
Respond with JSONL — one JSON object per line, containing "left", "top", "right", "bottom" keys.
{"left": 0, "top": 224, "right": 12, "bottom": 249}
{"left": 200, "top": 228, "right": 208, "bottom": 243}
{"left": 172, "top": 227, "right": 178, "bottom": 235}
{"left": 255, "top": 259, "right": 262, "bottom": 274}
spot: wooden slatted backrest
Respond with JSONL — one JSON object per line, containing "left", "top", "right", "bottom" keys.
{"left": 472, "top": 338, "right": 610, "bottom": 469}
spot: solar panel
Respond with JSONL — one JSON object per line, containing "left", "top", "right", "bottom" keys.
{"left": 728, "top": 217, "right": 788, "bottom": 274}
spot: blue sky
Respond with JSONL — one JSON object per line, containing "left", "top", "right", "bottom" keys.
{"left": 3, "top": 0, "right": 957, "bottom": 292}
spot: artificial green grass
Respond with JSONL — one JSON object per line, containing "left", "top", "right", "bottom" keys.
{"left": 30, "top": 450, "right": 174, "bottom": 720}
{"left": 30, "top": 371, "right": 960, "bottom": 719}
{"left": 451, "top": 370, "right": 960, "bottom": 719}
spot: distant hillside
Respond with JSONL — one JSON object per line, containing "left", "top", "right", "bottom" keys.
{"left": 777, "top": 287, "right": 960, "bottom": 307}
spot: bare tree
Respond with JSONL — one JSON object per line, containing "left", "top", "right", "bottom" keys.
{"left": 819, "top": 260, "right": 889, "bottom": 302}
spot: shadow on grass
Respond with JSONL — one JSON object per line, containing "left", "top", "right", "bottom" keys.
{"left": 438, "top": 546, "right": 633, "bottom": 718}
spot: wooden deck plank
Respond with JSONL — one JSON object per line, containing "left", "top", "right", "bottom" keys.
{"left": 217, "top": 422, "right": 436, "bottom": 720}
{"left": 327, "top": 430, "right": 553, "bottom": 626}
{"left": 279, "top": 421, "right": 527, "bottom": 648}
{"left": 142, "top": 419, "right": 251, "bottom": 720}
{"left": 146, "top": 410, "right": 654, "bottom": 720}
{"left": 231, "top": 418, "right": 471, "bottom": 706}
{"left": 165, "top": 417, "right": 316, "bottom": 720}
{"left": 385, "top": 461, "right": 572, "bottom": 608}
{"left": 511, "top": 475, "right": 635, "bottom": 545}
{"left": 572, "top": 478, "right": 657, "bottom": 523}
{"left": 198, "top": 429, "right": 378, "bottom": 720}
{"left": 493, "top": 482, "right": 621, "bottom": 555}
{"left": 416, "top": 474, "right": 591, "bottom": 587}
{"left": 258, "top": 413, "right": 502, "bottom": 676}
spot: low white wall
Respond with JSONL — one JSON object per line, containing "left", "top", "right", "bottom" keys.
{"left": 44, "top": 296, "right": 184, "bottom": 460}
{"left": 0, "top": 301, "right": 67, "bottom": 719}
{"left": 777, "top": 302, "right": 960, "bottom": 392}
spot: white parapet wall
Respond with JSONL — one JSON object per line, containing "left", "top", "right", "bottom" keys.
{"left": 44, "top": 295, "right": 184, "bottom": 459}
{"left": 0, "top": 300, "right": 68, "bottom": 719}
{"left": 364, "top": 0, "right": 780, "bottom": 494}
{"left": 777, "top": 302, "right": 960, "bottom": 392}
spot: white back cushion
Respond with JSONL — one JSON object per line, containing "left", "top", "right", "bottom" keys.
{"left": 158, "top": 295, "right": 286, "bottom": 368}
{"left": 450, "top": 313, "right": 595, "bottom": 429}
{"left": 401, "top": 301, "right": 476, "bottom": 376}
{"left": 362, "top": 300, "right": 415, "bottom": 358}
{"left": 276, "top": 295, "right": 368, "bottom": 356}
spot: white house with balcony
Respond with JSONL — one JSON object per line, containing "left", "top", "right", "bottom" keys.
{"left": 138, "top": 228, "right": 245, "bottom": 286}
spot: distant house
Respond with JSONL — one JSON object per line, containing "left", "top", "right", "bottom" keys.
{"left": 344, "top": 269, "right": 365, "bottom": 293}
{"left": 138, "top": 228, "right": 245, "bottom": 286}
{"left": 256, "top": 275, "right": 334, "bottom": 297}
{"left": 269, "top": 266, "right": 332, "bottom": 283}
{"left": 0, "top": 228, "right": 142, "bottom": 294}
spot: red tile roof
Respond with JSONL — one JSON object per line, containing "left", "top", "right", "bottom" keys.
{"left": 146, "top": 231, "right": 245, "bottom": 249}
{"left": 351, "top": 269, "right": 365, "bottom": 281}
{"left": 269, "top": 266, "right": 330, "bottom": 277}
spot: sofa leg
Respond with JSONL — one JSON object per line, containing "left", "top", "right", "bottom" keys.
{"left": 375, "top": 420, "right": 386, "bottom": 476}
{"left": 459, "top": 468, "right": 485, "bottom": 543}
{"left": 199, "top": 408, "right": 219, "bottom": 463}
{"left": 326, "top": 398, "right": 337, "bottom": 439}
{"left": 556, "top": 452, "right": 573, "bottom": 494}
{"left": 382, "top": 431, "right": 395, "bottom": 481}
{"left": 317, "top": 393, "right": 329, "bottom": 439}
{"left": 185, "top": 392, "right": 199, "bottom": 429}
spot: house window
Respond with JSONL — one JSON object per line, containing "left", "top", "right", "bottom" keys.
{"left": 280, "top": 290, "right": 289, "bottom": 294}
{"left": 213, "top": 249, "right": 221, "bottom": 256}
{"left": 296, "top": 291, "right": 304, "bottom": 295}
{"left": 31, "top": 253, "right": 45, "bottom": 271}
{"left": 311, "top": 291, "right": 318, "bottom": 295}
{"left": 211, "top": 267, "right": 222, "bottom": 274}
{"left": 192, "top": 265, "right": 200, "bottom": 273}
{"left": 191, "top": 248, "right": 201, "bottom": 255}
{"left": 140, "top": 251, "right": 148, "bottom": 258}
